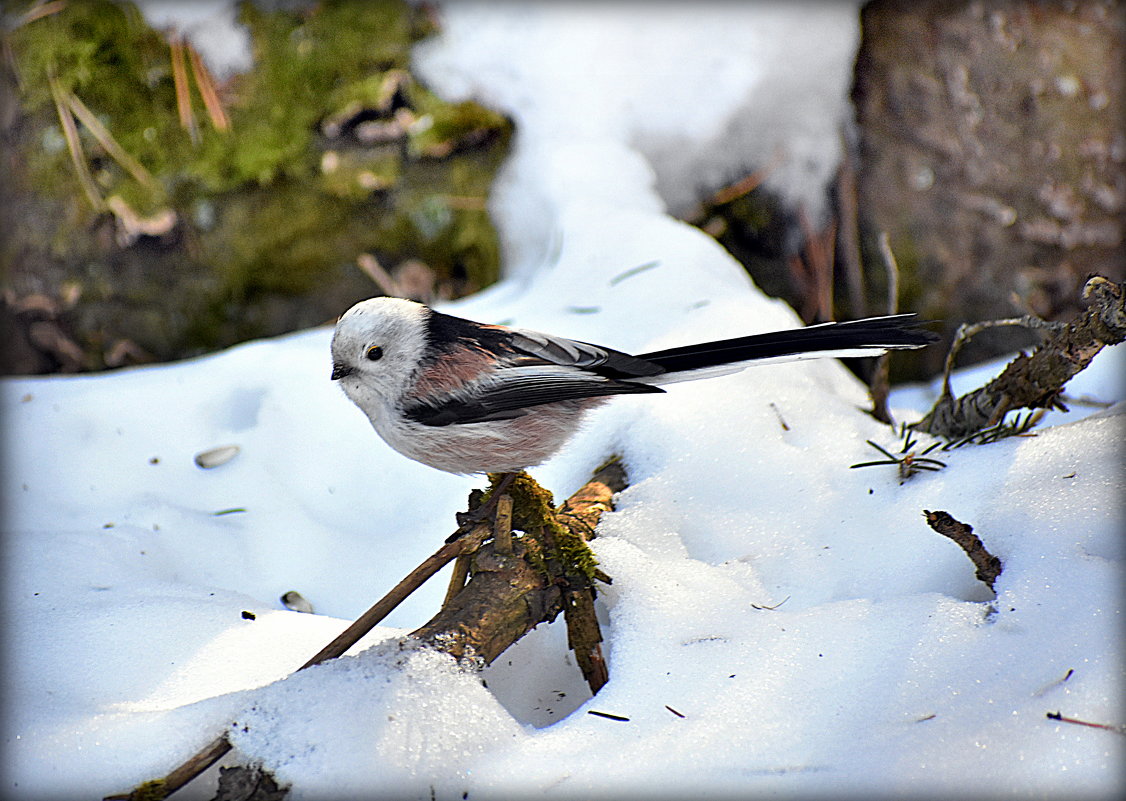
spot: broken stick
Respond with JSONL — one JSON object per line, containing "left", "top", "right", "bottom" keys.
{"left": 914, "top": 276, "right": 1125, "bottom": 439}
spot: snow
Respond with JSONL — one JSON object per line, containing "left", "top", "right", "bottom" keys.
{"left": 4, "top": 3, "right": 1123, "bottom": 799}
{"left": 136, "top": 0, "right": 253, "bottom": 78}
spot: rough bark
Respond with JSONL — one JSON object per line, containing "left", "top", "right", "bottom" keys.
{"left": 853, "top": 0, "right": 1126, "bottom": 373}
{"left": 923, "top": 509, "right": 1003, "bottom": 590}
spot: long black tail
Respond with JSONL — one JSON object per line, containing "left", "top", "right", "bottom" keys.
{"left": 637, "top": 314, "right": 937, "bottom": 376}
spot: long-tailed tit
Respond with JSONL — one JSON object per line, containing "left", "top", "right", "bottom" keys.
{"left": 330, "top": 297, "right": 936, "bottom": 474}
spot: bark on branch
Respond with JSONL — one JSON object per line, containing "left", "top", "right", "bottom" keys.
{"left": 923, "top": 510, "right": 1002, "bottom": 591}
{"left": 413, "top": 460, "right": 623, "bottom": 687}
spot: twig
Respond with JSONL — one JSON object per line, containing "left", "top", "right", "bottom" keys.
{"left": 355, "top": 253, "right": 402, "bottom": 296}
{"left": 49, "top": 72, "right": 104, "bottom": 211}
{"left": 923, "top": 510, "right": 1002, "bottom": 590}
{"left": 750, "top": 595, "right": 790, "bottom": 611}
{"left": 450, "top": 471, "right": 519, "bottom": 538}
{"left": 64, "top": 90, "right": 158, "bottom": 191}
{"left": 876, "top": 232, "right": 900, "bottom": 318}
{"left": 186, "top": 42, "right": 230, "bottom": 132}
{"left": 768, "top": 402, "right": 790, "bottom": 432}
{"left": 789, "top": 206, "right": 836, "bottom": 323}
{"left": 936, "top": 316, "right": 1064, "bottom": 404}
{"left": 299, "top": 523, "right": 491, "bottom": 670}
{"left": 103, "top": 734, "right": 234, "bottom": 800}
{"left": 836, "top": 134, "right": 866, "bottom": 320}
{"left": 608, "top": 260, "right": 660, "bottom": 287}
{"left": 564, "top": 583, "right": 609, "bottom": 693}
{"left": 169, "top": 37, "right": 198, "bottom": 143}
{"left": 709, "top": 151, "right": 782, "bottom": 206}
{"left": 1046, "top": 711, "right": 1126, "bottom": 734}
{"left": 14, "top": 0, "right": 68, "bottom": 25}
{"left": 587, "top": 710, "right": 630, "bottom": 722}
{"left": 442, "top": 553, "right": 471, "bottom": 608}
{"left": 554, "top": 458, "right": 627, "bottom": 539}
{"left": 1033, "top": 668, "right": 1074, "bottom": 698}
{"left": 868, "top": 231, "right": 899, "bottom": 423}
{"left": 914, "top": 276, "right": 1125, "bottom": 439}
{"left": 106, "top": 523, "right": 492, "bottom": 799}
{"left": 493, "top": 494, "right": 513, "bottom": 555}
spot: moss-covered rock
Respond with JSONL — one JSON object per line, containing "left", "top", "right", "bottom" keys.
{"left": 1, "top": 0, "right": 512, "bottom": 374}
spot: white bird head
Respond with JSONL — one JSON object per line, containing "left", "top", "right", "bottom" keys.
{"left": 330, "top": 297, "right": 431, "bottom": 411}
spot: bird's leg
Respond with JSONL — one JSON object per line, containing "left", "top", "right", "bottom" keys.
{"left": 448, "top": 471, "right": 521, "bottom": 541}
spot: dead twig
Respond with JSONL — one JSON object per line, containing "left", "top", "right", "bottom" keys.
{"left": 14, "top": 0, "right": 68, "bottom": 26}
{"left": 914, "top": 276, "right": 1126, "bottom": 439}
{"left": 412, "top": 462, "right": 624, "bottom": 693}
{"left": 48, "top": 72, "right": 104, "bottom": 211}
{"left": 355, "top": 253, "right": 402, "bottom": 297}
{"left": 587, "top": 710, "right": 630, "bottom": 722}
{"left": 169, "top": 37, "right": 198, "bottom": 143}
{"left": 923, "top": 510, "right": 1002, "bottom": 591}
{"left": 1046, "top": 711, "right": 1126, "bottom": 735}
{"left": 684, "top": 147, "right": 785, "bottom": 223}
{"left": 299, "top": 524, "right": 492, "bottom": 670}
{"left": 442, "top": 553, "right": 471, "bottom": 608}
{"left": 186, "top": 41, "right": 230, "bottom": 132}
{"left": 867, "top": 231, "right": 899, "bottom": 423}
{"left": 836, "top": 134, "right": 866, "bottom": 320}
{"left": 788, "top": 206, "right": 836, "bottom": 323}
{"left": 64, "top": 91, "right": 158, "bottom": 191}
{"left": 708, "top": 150, "right": 783, "bottom": 207}
{"left": 493, "top": 494, "right": 514, "bottom": 555}
{"left": 935, "top": 316, "right": 1065, "bottom": 411}
{"left": 105, "top": 521, "right": 492, "bottom": 800}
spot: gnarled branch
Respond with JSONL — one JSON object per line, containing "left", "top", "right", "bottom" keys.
{"left": 914, "top": 276, "right": 1125, "bottom": 439}
{"left": 109, "top": 461, "right": 627, "bottom": 801}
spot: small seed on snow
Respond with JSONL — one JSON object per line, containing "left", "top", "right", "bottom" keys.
{"left": 194, "top": 444, "right": 240, "bottom": 469}
{"left": 281, "top": 591, "right": 315, "bottom": 614}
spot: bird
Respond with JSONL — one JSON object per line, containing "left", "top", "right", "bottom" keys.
{"left": 330, "top": 297, "right": 937, "bottom": 475}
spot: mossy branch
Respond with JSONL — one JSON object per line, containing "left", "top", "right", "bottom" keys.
{"left": 413, "top": 462, "right": 625, "bottom": 687}
{"left": 107, "top": 461, "right": 627, "bottom": 801}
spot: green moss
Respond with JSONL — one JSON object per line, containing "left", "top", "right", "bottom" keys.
{"left": 3, "top": 0, "right": 511, "bottom": 369}
{"left": 126, "top": 778, "right": 167, "bottom": 801}
{"left": 409, "top": 91, "right": 511, "bottom": 158}
{"left": 488, "top": 472, "right": 602, "bottom": 584}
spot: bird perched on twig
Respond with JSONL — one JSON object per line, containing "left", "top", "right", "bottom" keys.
{"left": 330, "top": 297, "right": 936, "bottom": 475}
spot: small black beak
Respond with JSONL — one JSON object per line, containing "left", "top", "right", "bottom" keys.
{"left": 331, "top": 362, "right": 354, "bottom": 381}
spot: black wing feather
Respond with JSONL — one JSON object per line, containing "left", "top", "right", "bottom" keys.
{"left": 406, "top": 373, "right": 663, "bottom": 427}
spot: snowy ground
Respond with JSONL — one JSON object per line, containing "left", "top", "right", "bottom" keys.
{"left": 4, "top": 4, "right": 1123, "bottom": 800}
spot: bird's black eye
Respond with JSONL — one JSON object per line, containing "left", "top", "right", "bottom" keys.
{"left": 365, "top": 345, "right": 384, "bottom": 362}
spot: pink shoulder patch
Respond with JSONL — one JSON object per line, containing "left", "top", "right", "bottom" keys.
{"left": 407, "top": 349, "right": 494, "bottom": 400}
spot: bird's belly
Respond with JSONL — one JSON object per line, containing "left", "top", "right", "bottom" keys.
{"left": 375, "top": 403, "right": 592, "bottom": 474}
